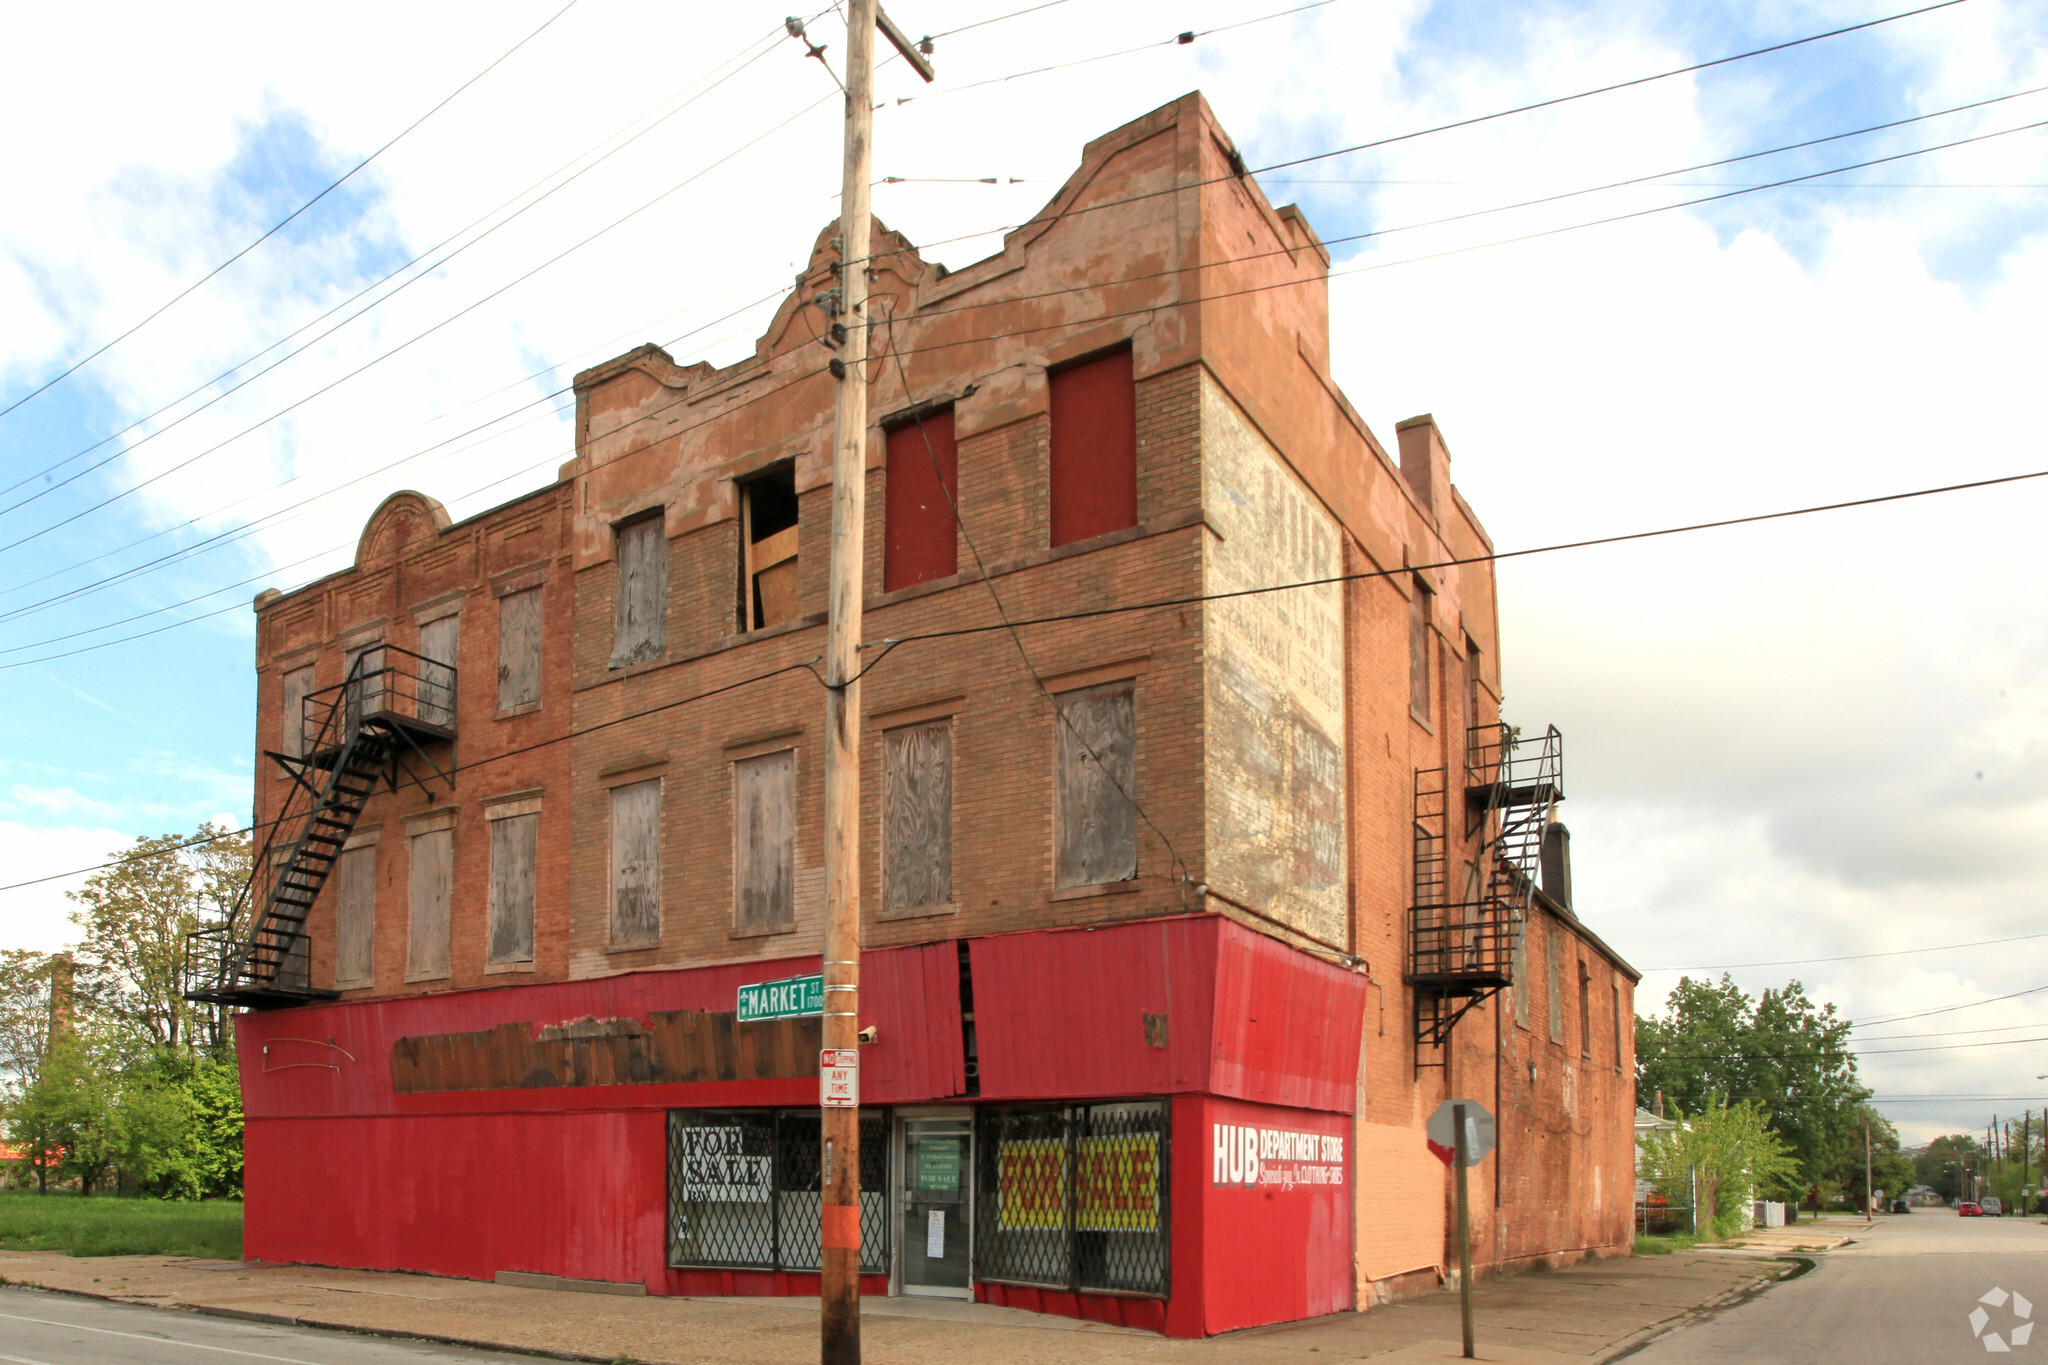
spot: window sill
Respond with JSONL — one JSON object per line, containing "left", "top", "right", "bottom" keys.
{"left": 730, "top": 922, "right": 797, "bottom": 940}
{"left": 335, "top": 978, "right": 375, "bottom": 992}
{"left": 404, "top": 971, "right": 451, "bottom": 984}
{"left": 485, "top": 960, "right": 537, "bottom": 975}
{"left": 496, "top": 701, "right": 542, "bottom": 720}
{"left": 607, "top": 940, "right": 660, "bottom": 954}
{"left": 1050, "top": 880, "right": 1140, "bottom": 902}
{"left": 877, "top": 901, "right": 958, "bottom": 922}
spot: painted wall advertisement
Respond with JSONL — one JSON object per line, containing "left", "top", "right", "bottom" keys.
{"left": 1212, "top": 1121, "right": 1346, "bottom": 1191}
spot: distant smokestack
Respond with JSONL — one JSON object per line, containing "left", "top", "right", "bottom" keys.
{"left": 1654, "top": 1090, "right": 1665, "bottom": 1120}
{"left": 1541, "top": 821, "right": 1572, "bottom": 909}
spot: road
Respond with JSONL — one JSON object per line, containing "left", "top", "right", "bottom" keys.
{"left": 1630, "top": 1211, "right": 2048, "bottom": 1364}
{"left": 0, "top": 1288, "right": 538, "bottom": 1365}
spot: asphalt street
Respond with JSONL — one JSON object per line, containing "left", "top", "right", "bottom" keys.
{"left": 0, "top": 1289, "right": 538, "bottom": 1365}
{"left": 1630, "top": 1211, "right": 2048, "bottom": 1364}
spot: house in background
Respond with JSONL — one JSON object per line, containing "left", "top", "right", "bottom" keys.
{"left": 192, "top": 93, "right": 1638, "bottom": 1338}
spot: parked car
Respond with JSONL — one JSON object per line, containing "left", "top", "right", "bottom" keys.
{"left": 1959, "top": 1201, "right": 1983, "bottom": 1217}
{"left": 1892, "top": 1199, "right": 1911, "bottom": 1214}
{"left": 1982, "top": 1197, "right": 2004, "bottom": 1217}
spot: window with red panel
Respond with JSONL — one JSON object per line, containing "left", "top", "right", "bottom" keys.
{"left": 884, "top": 407, "right": 959, "bottom": 592}
{"left": 1048, "top": 347, "right": 1137, "bottom": 547}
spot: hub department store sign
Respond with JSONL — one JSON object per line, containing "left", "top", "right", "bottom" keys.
{"left": 1213, "top": 1122, "right": 1345, "bottom": 1190}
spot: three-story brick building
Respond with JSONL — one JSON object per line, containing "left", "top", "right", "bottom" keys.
{"left": 202, "top": 93, "right": 1638, "bottom": 1338}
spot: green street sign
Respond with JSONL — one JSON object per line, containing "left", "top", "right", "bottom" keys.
{"left": 737, "top": 973, "right": 824, "bottom": 1023}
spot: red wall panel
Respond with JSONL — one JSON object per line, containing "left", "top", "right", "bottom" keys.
{"left": 969, "top": 915, "right": 1364, "bottom": 1112}
{"left": 883, "top": 409, "right": 958, "bottom": 591}
{"left": 1048, "top": 347, "right": 1138, "bottom": 546}
{"left": 1191, "top": 1095, "right": 1353, "bottom": 1333}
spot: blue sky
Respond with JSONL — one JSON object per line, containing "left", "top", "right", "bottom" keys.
{"left": 2, "top": 0, "right": 2046, "bottom": 1140}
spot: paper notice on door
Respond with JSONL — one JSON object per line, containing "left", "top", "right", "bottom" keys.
{"left": 926, "top": 1208, "right": 946, "bottom": 1259}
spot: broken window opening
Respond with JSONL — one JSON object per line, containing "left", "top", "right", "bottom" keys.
{"left": 741, "top": 465, "right": 800, "bottom": 632}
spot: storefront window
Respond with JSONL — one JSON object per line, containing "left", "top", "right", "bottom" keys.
{"left": 666, "top": 1109, "right": 889, "bottom": 1274}
{"left": 973, "top": 1100, "right": 1170, "bottom": 1298}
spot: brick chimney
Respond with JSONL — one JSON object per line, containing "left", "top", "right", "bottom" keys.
{"left": 1395, "top": 413, "right": 1453, "bottom": 525}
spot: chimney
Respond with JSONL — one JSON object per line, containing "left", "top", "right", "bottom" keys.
{"left": 1395, "top": 413, "right": 1453, "bottom": 524}
{"left": 1540, "top": 821, "right": 1572, "bottom": 909}
{"left": 48, "top": 952, "right": 75, "bottom": 1041}
{"left": 1654, "top": 1090, "right": 1666, "bottom": 1120}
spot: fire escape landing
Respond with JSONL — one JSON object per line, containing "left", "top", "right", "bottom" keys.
{"left": 185, "top": 646, "right": 455, "bottom": 1009}
{"left": 1408, "top": 722, "right": 1563, "bottom": 1069}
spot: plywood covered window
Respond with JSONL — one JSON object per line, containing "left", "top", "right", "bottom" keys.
{"left": 406, "top": 827, "right": 452, "bottom": 981}
{"left": 883, "top": 720, "right": 952, "bottom": 913}
{"left": 1546, "top": 920, "right": 1565, "bottom": 1044}
{"left": 609, "top": 779, "right": 661, "bottom": 947}
{"left": 497, "top": 587, "right": 542, "bottom": 711}
{"left": 345, "top": 642, "right": 385, "bottom": 723}
{"left": 1512, "top": 926, "right": 1530, "bottom": 1030}
{"left": 1054, "top": 681, "right": 1137, "bottom": 889}
{"left": 1578, "top": 959, "right": 1592, "bottom": 1058}
{"left": 334, "top": 842, "right": 376, "bottom": 988}
{"left": 1611, "top": 983, "right": 1623, "bottom": 1069}
{"left": 488, "top": 808, "right": 539, "bottom": 965}
{"left": 1408, "top": 576, "right": 1432, "bottom": 723}
{"left": 611, "top": 514, "right": 668, "bottom": 668}
{"left": 741, "top": 466, "right": 800, "bottom": 631}
{"left": 417, "top": 612, "right": 459, "bottom": 728}
{"left": 884, "top": 409, "right": 958, "bottom": 592}
{"left": 734, "top": 750, "right": 795, "bottom": 934}
{"left": 1048, "top": 347, "right": 1137, "bottom": 547}
{"left": 280, "top": 665, "right": 316, "bottom": 758}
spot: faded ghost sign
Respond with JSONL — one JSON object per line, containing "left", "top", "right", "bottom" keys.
{"left": 1200, "top": 377, "right": 1348, "bottom": 947}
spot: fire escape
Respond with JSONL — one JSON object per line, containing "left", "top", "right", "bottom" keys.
{"left": 184, "top": 645, "right": 456, "bottom": 1009}
{"left": 1408, "top": 721, "right": 1563, "bottom": 1069}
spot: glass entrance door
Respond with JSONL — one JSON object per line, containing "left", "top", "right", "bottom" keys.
{"left": 899, "top": 1116, "right": 971, "bottom": 1296}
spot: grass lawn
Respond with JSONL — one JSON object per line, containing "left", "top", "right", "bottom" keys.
{"left": 1635, "top": 1232, "right": 1703, "bottom": 1255}
{"left": 0, "top": 1190, "right": 241, "bottom": 1259}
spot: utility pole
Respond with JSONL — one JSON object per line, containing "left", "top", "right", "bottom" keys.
{"left": 1453, "top": 1102, "right": 1474, "bottom": 1360}
{"left": 816, "top": 7, "right": 931, "bottom": 1364}
{"left": 1864, "top": 1122, "right": 1872, "bottom": 1221}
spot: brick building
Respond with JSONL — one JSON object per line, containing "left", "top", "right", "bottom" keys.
{"left": 200, "top": 94, "right": 1638, "bottom": 1338}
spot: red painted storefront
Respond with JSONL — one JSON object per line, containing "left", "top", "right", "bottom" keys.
{"left": 239, "top": 914, "right": 1364, "bottom": 1337}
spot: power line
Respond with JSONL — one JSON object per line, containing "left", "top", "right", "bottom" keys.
{"left": 1645, "top": 930, "right": 2048, "bottom": 972}
{"left": 0, "top": 20, "right": 796, "bottom": 516}
{"left": 926, "top": 0, "right": 1076, "bottom": 41}
{"left": 0, "top": 0, "right": 587, "bottom": 426}
{"left": 899, "top": 0, "right": 1978, "bottom": 258}
{"left": 0, "top": 90, "right": 839, "bottom": 564}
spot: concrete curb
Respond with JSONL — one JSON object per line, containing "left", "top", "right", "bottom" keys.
{"left": 1594, "top": 1255, "right": 1812, "bottom": 1363}
{"left": 3, "top": 1278, "right": 651, "bottom": 1365}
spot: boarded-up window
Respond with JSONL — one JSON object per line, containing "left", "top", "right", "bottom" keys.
{"left": 611, "top": 515, "right": 668, "bottom": 667}
{"left": 281, "top": 665, "right": 316, "bottom": 757}
{"left": 741, "top": 467, "right": 800, "bottom": 631}
{"left": 610, "top": 779, "right": 661, "bottom": 946}
{"left": 488, "top": 811, "right": 538, "bottom": 965}
{"left": 884, "top": 409, "right": 958, "bottom": 591}
{"left": 345, "top": 643, "right": 385, "bottom": 724}
{"left": 1512, "top": 926, "right": 1530, "bottom": 1029}
{"left": 1578, "top": 959, "right": 1592, "bottom": 1058}
{"left": 1409, "top": 577, "right": 1432, "bottom": 722}
{"left": 1048, "top": 347, "right": 1137, "bottom": 547}
{"left": 884, "top": 721, "right": 952, "bottom": 912}
{"left": 407, "top": 828, "right": 452, "bottom": 980}
{"left": 734, "top": 751, "right": 795, "bottom": 933}
{"left": 1054, "top": 681, "right": 1137, "bottom": 888}
{"left": 334, "top": 844, "right": 376, "bottom": 987}
{"left": 1546, "top": 921, "right": 1565, "bottom": 1044}
{"left": 497, "top": 587, "right": 543, "bottom": 711}
{"left": 418, "top": 613, "right": 459, "bottom": 728}
{"left": 1611, "top": 983, "right": 1623, "bottom": 1068}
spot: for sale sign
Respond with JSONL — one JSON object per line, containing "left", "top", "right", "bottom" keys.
{"left": 820, "top": 1048, "right": 859, "bottom": 1108}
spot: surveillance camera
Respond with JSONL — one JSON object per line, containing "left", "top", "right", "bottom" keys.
{"left": 857, "top": 1025, "right": 879, "bottom": 1044}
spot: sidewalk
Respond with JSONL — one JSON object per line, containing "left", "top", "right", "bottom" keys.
{"left": 0, "top": 1248, "right": 1787, "bottom": 1365}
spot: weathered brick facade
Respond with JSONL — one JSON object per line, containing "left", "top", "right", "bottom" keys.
{"left": 240, "top": 92, "right": 1636, "bottom": 1331}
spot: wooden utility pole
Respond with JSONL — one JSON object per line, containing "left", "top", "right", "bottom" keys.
{"left": 1863, "top": 1122, "right": 1871, "bottom": 1221}
{"left": 818, "top": 0, "right": 875, "bottom": 1357}
{"left": 817, "top": 7, "right": 930, "bottom": 1363}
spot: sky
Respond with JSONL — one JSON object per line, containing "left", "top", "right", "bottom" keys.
{"left": 2, "top": 0, "right": 2046, "bottom": 1145}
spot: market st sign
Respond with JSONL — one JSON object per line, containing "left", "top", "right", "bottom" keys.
{"left": 737, "top": 973, "right": 823, "bottom": 1023}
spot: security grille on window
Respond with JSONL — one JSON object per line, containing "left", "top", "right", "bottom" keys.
{"left": 973, "top": 1100, "right": 1170, "bottom": 1298}
{"left": 666, "top": 1109, "right": 889, "bottom": 1273}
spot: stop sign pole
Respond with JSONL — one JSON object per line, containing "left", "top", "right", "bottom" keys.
{"left": 1454, "top": 1102, "right": 1474, "bottom": 1359}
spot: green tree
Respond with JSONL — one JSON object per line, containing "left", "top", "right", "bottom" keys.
{"left": 1639, "top": 1097, "right": 1802, "bottom": 1237}
{"left": 1913, "top": 1133, "right": 1983, "bottom": 1200}
{"left": 66, "top": 823, "right": 248, "bottom": 1058}
{"left": 1636, "top": 975, "right": 1868, "bottom": 1195}
{"left": 0, "top": 949, "right": 66, "bottom": 1101}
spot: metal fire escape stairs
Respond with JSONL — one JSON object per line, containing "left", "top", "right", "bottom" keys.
{"left": 184, "top": 645, "right": 456, "bottom": 1009}
{"left": 1408, "top": 722, "right": 1563, "bottom": 1071}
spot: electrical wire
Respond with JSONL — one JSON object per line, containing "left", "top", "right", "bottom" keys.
{"left": 0, "top": 89, "right": 839, "bottom": 564}
{"left": 1646, "top": 930, "right": 2048, "bottom": 972}
{"left": 0, "top": 20, "right": 798, "bottom": 516}
{"left": 0, "top": 0, "right": 587, "bottom": 426}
